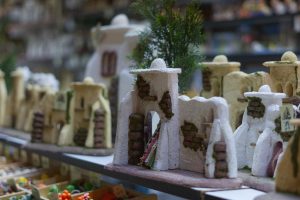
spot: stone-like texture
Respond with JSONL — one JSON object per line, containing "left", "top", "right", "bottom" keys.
{"left": 128, "top": 113, "right": 145, "bottom": 165}
{"left": 247, "top": 97, "right": 265, "bottom": 118}
{"left": 136, "top": 75, "right": 157, "bottom": 101}
{"left": 31, "top": 111, "right": 44, "bottom": 143}
{"left": 159, "top": 91, "right": 174, "bottom": 119}
{"left": 214, "top": 141, "right": 228, "bottom": 178}
{"left": 202, "top": 68, "right": 212, "bottom": 92}
{"left": 181, "top": 121, "right": 207, "bottom": 152}
{"left": 74, "top": 127, "right": 88, "bottom": 147}
{"left": 93, "top": 109, "right": 105, "bottom": 148}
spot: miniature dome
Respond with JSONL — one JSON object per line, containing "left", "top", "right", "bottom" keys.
{"left": 281, "top": 51, "right": 297, "bottom": 62}
{"left": 150, "top": 58, "right": 167, "bottom": 69}
{"left": 111, "top": 14, "right": 129, "bottom": 26}
{"left": 213, "top": 55, "right": 228, "bottom": 63}
{"left": 83, "top": 77, "right": 95, "bottom": 84}
{"left": 258, "top": 85, "right": 271, "bottom": 93}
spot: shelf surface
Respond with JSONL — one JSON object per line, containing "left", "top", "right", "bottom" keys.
{"left": 0, "top": 129, "right": 267, "bottom": 200}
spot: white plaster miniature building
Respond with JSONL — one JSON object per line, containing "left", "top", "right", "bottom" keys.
{"left": 234, "top": 85, "right": 286, "bottom": 177}
{"left": 178, "top": 96, "right": 237, "bottom": 178}
{"left": 223, "top": 71, "right": 272, "bottom": 130}
{"left": 114, "top": 58, "right": 237, "bottom": 178}
{"left": 113, "top": 58, "right": 181, "bottom": 170}
{"left": 85, "top": 14, "right": 143, "bottom": 138}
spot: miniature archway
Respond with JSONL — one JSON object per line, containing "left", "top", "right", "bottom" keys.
{"left": 276, "top": 84, "right": 283, "bottom": 93}
{"left": 285, "top": 83, "right": 293, "bottom": 97}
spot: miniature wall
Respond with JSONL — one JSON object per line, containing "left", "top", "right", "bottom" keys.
{"left": 178, "top": 95, "right": 237, "bottom": 178}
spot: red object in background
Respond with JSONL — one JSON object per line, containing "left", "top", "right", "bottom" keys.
{"left": 59, "top": 190, "right": 72, "bottom": 200}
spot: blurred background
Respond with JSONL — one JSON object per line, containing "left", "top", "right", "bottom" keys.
{"left": 1, "top": 0, "right": 300, "bottom": 88}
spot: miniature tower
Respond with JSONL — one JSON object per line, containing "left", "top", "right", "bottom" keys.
{"left": 71, "top": 77, "right": 111, "bottom": 149}
{"left": 234, "top": 85, "right": 286, "bottom": 173}
{"left": 0, "top": 70, "right": 7, "bottom": 126}
{"left": 16, "top": 84, "right": 41, "bottom": 132}
{"left": 5, "top": 68, "right": 25, "bottom": 128}
{"left": 223, "top": 71, "right": 272, "bottom": 130}
{"left": 86, "top": 14, "right": 143, "bottom": 141}
{"left": 263, "top": 51, "right": 300, "bottom": 97}
{"left": 200, "top": 55, "right": 240, "bottom": 98}
{"left": 113, "top": 58, "right": 181, "bottom": 170}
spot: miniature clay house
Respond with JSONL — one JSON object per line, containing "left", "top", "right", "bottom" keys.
{"left": 32, "top": 89, "right": 68, "bottom": 144}
{"left": 0, "top": 70, "right": 7, "bottom": 127}
{"left": 16, "top": 84, "right": 45, "bottom": 132}
{"left": 113, "top": 58, "right": 181, "bottom": 170}
{"left": 200, "top": 55, "right": 240, "bottom": 98}
{"left": 234, "top": 85, "right": 286, "bottom": 177}
{"left": 113, "top": 58, "right": 237, "bottom": 178}
{"left": 263, "top": 51, "right": 300, "bottom": 97}
{"left": 31, "top": 77, "right": 112, "bottom": 149}
{"left": 4, "top": 68, "right": 25, "bottom": 128}
{"left": 223, "top": 71, "right": 272, "bottom": 129}
{"left": 178, "top": 95, "right": 237, "bottom": 178}
{"left": 70, "top": 77, "right": 112, "bottom": 149}
{"left": 85, "top": 14, "right": 142, "bottom": 139}
{"left": 276, "top": 119, "right": 300, "bottom": 195}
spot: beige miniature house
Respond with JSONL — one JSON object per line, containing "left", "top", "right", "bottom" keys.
{"left": 200, "top": 55, "right": 240, "bottom": 98}
{"left": 16, "top": 84, "right": 44, "bottom": 132}
{"left": 263, "top": 51, "right": 300, "bottom": 97}
{"left": 223, "top": 71, "right": 272, "bottom": 129}
{"left": 35, "top": 89, "right": 68, "bottom": 144}
{"left": 30, "top": 77, "right": 112, "bottom": 149}
{"left": 4, "top": 68, "right": 25, "bottom": 128}
{"left": 70, "top": 77, "right": 112, "bottom": 149}
{"left": 0, "top": 70, "right": 7, "bottom": 126}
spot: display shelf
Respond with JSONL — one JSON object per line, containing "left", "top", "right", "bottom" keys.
{"left": 204, "top": 12, "right": 299, "bottom": 29}
{"left": 204, "top": 52, "right": 300, "bottom": 65}
{"left": 0, "top": 129, "right": 267, "bottom": 200}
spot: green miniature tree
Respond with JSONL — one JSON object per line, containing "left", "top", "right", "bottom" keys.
{"left": 130, "top": 0, "right": 204, "bottom": 92}
{"left": 0, "top": 18, "right": 17, "bottom": 92}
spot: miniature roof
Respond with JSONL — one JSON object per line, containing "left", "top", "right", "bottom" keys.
{"left": 200, "top": 55, "right": 240, "bottom": 68}
{"left": 11, "top": 68, "right": 24, "bottom": 77}
{"left": 244, "top": 85, "right": 286, "bottom": 99}
{"left": 100, "top": 14, "right": 135, "bottom": 33}
{"left": 130, "top": 58, "right": 182, "bottom": 74}
{"left": 72, "top": 77, "right": 105, "bottom": 89}
{"left": 263, "top": 51, "right": 300, "bottom": 67}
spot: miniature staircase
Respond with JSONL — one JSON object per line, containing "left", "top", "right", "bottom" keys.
{"left": 214, "top": 141, "right": 228, "bottom": 178}
{"left": 93, "top": 109, "right": 105, "bottom": 148}
{"left": 31, "top": 111, "right": 44, "bottom": 143}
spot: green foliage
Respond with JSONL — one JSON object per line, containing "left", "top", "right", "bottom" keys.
{"left": 0, "top": 54, "right": 16, "bottom": 93}
{"left": 130, "top": 0, "right": 204, "bottom": 91}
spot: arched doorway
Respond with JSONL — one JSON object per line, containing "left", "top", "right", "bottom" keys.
{"left": 285, "top": 83, "right": 293, "bottom": 97}
{"left": 128, "top": 111, "right": 161, "bottom": 167}
{"left": 276, "top": 84, "right": 283, "bottom": 93}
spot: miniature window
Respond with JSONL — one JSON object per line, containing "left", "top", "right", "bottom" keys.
{"left": 101, "top": 51, "right": 117, "bottom": 77}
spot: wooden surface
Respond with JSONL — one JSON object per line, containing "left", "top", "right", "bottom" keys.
{"left": 105, "top": 164, "right": 243, "bottom": 189}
